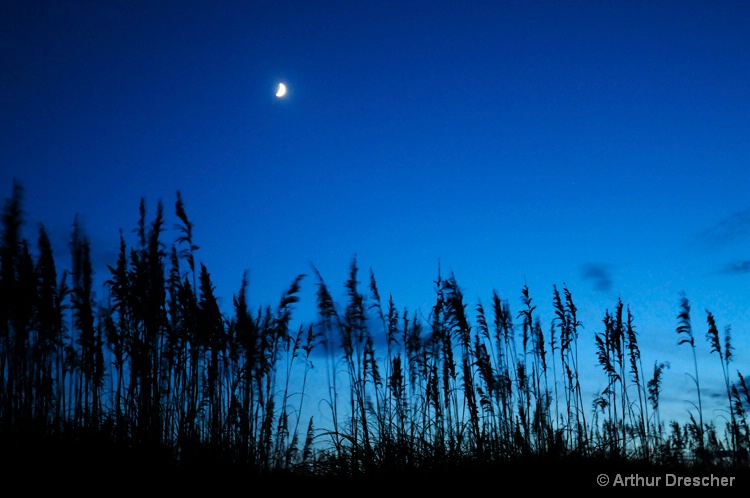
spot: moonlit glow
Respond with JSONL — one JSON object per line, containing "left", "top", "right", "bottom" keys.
{"left": 275, "top": 83, "right": 287, "bottom": 97}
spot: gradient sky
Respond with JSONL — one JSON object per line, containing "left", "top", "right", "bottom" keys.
{"left": 2, "top": 0, "right": 749, "bottom": 427}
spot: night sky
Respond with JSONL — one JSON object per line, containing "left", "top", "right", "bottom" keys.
{"left": 2, "top": 0, "right": 749, "bottom": 427}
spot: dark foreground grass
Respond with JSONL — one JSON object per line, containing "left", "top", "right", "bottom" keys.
{"left": 3, "top": 428, "right": 749, "bottom": 492}
{"left": 3, "top": 184, "right": 750, "bottom": 492}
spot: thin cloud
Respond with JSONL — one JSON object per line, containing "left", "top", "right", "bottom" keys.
{"left": 718, "top": 260, "right": 750, "bottom": 275}
{"left": 741, "top": 375, "right": 750, "bottom": 413}
{"left": 698, "top": 208, "right": 750, "bottom": 247}
{"left": 703, "top": 375, "right": 750, "bottom": 414}
{"left": 581, "top": 263, "right": 613, "bottom": 293}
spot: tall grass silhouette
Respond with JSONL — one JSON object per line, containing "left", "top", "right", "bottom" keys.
{"left": 1, "top": 181, "right": 748, "bottom": 483}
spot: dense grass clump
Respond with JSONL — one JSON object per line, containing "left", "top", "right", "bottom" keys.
{"left": 1, "top": 181, "right": 749, "bottom": 487}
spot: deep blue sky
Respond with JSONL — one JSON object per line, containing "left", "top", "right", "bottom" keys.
{"left": 2, "top": 0, "right": 749, "bottom": 426}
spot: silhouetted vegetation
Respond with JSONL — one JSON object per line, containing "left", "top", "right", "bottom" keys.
{"left": 1, "top": 180, "right": 749, "bottom": 487}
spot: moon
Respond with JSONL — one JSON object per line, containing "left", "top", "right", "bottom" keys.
{"left": 275, "top": 83, "right": 287, "bottom": 98}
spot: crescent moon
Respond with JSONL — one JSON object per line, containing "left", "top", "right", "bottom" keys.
{"left": 276, "top": 83, "right": 287, "bottom": 97}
